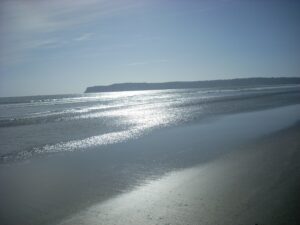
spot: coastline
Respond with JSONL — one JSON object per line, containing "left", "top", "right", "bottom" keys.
{"left": 0, "top": 105, "right": 299, "bottom": 225}
{"left": 84, "top": 78, "right": 300, "bottom": 93}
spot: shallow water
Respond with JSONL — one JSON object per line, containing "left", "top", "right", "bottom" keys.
{"left": 0, "top": 85, "right": 300, "bottom": 162}
{"left": 0, "top": 85, "right": 300, "bottom": 225}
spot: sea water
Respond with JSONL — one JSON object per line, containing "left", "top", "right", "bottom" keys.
{"left": 0, "top": 85, "right": 300, "bottom": 163}
{"left": 1, "top": 85, "right": 300, "bottom": 225}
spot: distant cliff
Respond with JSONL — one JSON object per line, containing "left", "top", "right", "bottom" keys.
{"left": 85, "top": 77, "right": 300, "bottom": 93}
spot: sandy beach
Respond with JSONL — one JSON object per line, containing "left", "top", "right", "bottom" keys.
{"left": 1, "top": 104, "right": 300, "bottom": 225}
{"left": 59, "top": 121, "right": 300, "bottom": 225}
{"left": 1, "top": 0, "right": 300, "bottom": 223}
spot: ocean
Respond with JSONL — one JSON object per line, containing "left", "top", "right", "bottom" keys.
{"left": 1, "top": 85, "right": 300, "bottom": 225}
{"left": 1, "top": 85, "right": 300, "bottom": 163}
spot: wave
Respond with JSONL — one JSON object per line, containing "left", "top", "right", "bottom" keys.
{"left": 1, "top": 87, "right": 299, "bottom": 128}
{"left": 0, "top": 128, "right": 144, "bottom": 163}
{"left": 1, "top": 85, "right": 300, "bottom": 164}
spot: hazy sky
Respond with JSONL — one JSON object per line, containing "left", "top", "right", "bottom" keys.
{"left": 0, "top": 0, "right": 299, "bottom": 96}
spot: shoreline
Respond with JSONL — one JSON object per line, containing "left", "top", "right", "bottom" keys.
{"left": 59, "top": 121, "right": 300, "bottom": 225}
{"left": 1, "top": 105, "right": 299, "bottom": 225}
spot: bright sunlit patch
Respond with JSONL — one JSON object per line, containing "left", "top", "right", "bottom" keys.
{"left": 58, "top": 165, "right": 209, "bottom": 225}
{"left": 33, "top": 128, "right": 142, "bottom": 154}
{"left": 32, "top": 102, "right": 178, "bottom": 155}
{"left": 0, "top": 89, "right": 198, "bottom": 162}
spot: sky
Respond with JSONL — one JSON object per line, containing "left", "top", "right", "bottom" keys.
{"left": 0, "top": 0, "right": 299, "bottom": 97}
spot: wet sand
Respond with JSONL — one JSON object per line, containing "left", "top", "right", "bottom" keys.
{"left": 1, "top": 105, "right": 300, "bottom": 225}
{"left": 59, "top": 122, "right": 300, "bottom": 225}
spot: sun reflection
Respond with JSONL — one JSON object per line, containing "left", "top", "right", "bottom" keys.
{"left": 32, "top": 102, "right": 178, "bottom": 154}
{"left": 11, "top": 89, "right": 204, "bottom": 158}
{"left": 29, "top": 97, "right": 185, "bottom": 155}
{"left": 58, "top": 166, "right": 208, "bottom": 225}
